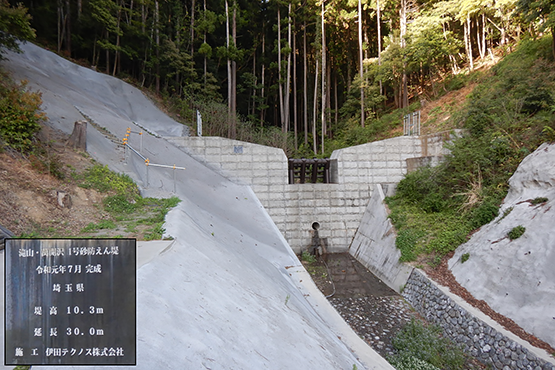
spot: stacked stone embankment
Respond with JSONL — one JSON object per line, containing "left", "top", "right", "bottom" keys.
{"left": 402, "top": 269, "right": 555, "bottom": 370}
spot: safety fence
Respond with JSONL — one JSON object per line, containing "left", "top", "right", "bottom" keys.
{"left": 403, "top": 111, "right": 421, "bottom": 136}
{"left": 121, "top": 128, "right": 186, "bottom": 192}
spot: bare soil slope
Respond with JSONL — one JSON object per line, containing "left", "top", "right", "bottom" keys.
{"left": 0, "top": 126, "right": 106, "bottom": 236}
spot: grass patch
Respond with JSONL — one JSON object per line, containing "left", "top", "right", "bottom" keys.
{"left": 79, "top": 164, "right": 139, "bottom": 198}
{"left": 508, "top": 225, "right": 526, "bottom": 240}
{"left": 143, "top": 223, "right": 166, "bottom": 241}
{"left": 530, "top": 197, "right": 548, "bottom": 205}
{"left": 387, "top": 198, "right": 472, "bottom": 261}
{"left": 76, "top": 164, "right": 181, "bottom": 240}
{"left": 301, "top": 251, "right": 317, "bottom": 264}
{"left": 388, "top": 319, "right": 466, "bottom": 370}
{"left": 103, "top": 195, "right": 138, "bottom": 214}
{"left": 81, "top": 220, "right": 117, "bottom": 233}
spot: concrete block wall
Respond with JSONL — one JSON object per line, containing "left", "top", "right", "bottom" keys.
{"left": 264, "top": 183, "right": 373, "bottom": 254}
{"left": 331, "top": 134, "right": 448, "bottom": 186}
{"left": 165, "top": 137, "right": 289, "bottom": 187}
{"left": 166, "top": 133, "right": 451, "bottom": 254}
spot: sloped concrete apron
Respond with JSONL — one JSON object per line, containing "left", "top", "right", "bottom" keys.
{"left": 450, "top": 142, "right": 555, "bottom": 350}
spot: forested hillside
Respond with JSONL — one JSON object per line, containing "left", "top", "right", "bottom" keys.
{"left": 5, "top": 0, "right": 552, "bottom": 156}
{"left": 387, "top": 34, "right": 555, "bottom": 266}
{"left": 2, "top": 0, "right": 555, "bottom": 261}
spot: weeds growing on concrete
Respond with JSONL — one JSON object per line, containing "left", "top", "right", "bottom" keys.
{"left": 508, "top": 225, "right": 526, "bottom": 240}
{"left": 461, "top": 253, "right": 470, "bottom": 263}
{"left": 530, "top": 197, "right": 548, "bottom": 205}
{"left": 498, "top": 207, "right": 513, "bottom": 222}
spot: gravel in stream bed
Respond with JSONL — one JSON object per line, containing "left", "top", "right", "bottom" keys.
{"left": 329, "top": 295, "right": 419, "bottom": 358}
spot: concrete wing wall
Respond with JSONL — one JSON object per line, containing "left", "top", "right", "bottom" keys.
{"left": 166, "top": 137, "right": 289, "bottom": 187}
{"left": 332, "top": 135, "right": 427, "bottom": 185}
{"left": 348, "top": 184, "right": 414, "bottom": 293}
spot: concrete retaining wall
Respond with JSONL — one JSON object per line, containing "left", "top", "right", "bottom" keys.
{"left": 348, "top": 184, "right": 413, "bottom": 293}
{"left": 166, "top": 133, "right": 450, "bottom": 253}
{"left": 402, "top": 269, "right": 555, "bottom": 370}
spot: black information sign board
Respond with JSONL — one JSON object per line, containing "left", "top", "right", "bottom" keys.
{"left": 5, "top": 238, "right": 136, "bottom": 365}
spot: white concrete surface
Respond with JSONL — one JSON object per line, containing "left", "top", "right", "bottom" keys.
{"left": 137, "top": 240, "right": 175, "bottom": 268}
{"left": 449, "top": 142, "right": 555, "bottom": 348}
{"left": 1, "top": 42, "right": 393, "bottom": 369}
{"left": 349, "top": 184, "right": 414, "bottom": 293}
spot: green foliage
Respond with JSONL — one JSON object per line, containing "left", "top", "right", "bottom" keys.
{"left": 389, "top": 319, "right": 466, "bottom": 370}
{"left": 81, "top": 219, "right": 117, "bottom": 233}
{"left": 143, "top": 223, "right": 165, "bottom": 241}
{"left": 530, "top": 197, "right": 548, "bottom": 205}
{"left": 328, "top": 104, "right": 420, "bottom": 155}
{"left": 388, "top": 139, "right": 505, "bottom": 261}
{"left": 388, "top": 195, "right": 471, "bottom": 260}
{"left": 160, "top": 39, "right": 198, "bottom": 91}
{"left": 516, "top": 0, "right": 555, "bottom": 52}
{"left": 103, "top": 194, "right": 138, "bottom": 214}
{"left": 0, "top": 0, "right": 35, "bottom": 57}
{"left": 121, "top": 196, "right": 179, "bottom": 240}
{"left": 77, "top": 165, "right": 180, "bottom": 240}
{"left": 168, "top": 94, "right": 296, "bottom": 156}
{"left": 508, "top": 225, "right": 526, "bottom": 240}
{"left": 0, "top": 77, "right": 44, "bottom": 152}
{"left": 301, "top": 251, "right": 317, "bottom": 264}
{"left": 396, "top": 166, "right": 447, "bottom": 213}
{"left": 137, "top": 196, "right": 180, "bottom": 224}
{"left": 390, "top": 355, "right": 441, "bottom": 370}
{"left": 469, "top": 200, "right": 499, "bottom": 229}
{"left": 79, "top": 164, "right": 139, "bottom": 198}
{"left": 444, "top": 74, "right": 467, "bottom": 92}
{"left": 403, "top": 12, "right": 462, "bottom": 79}
{"left": 396, "top": 229, "right": 422, "bottom": 262}
{"left": 78, "top": 195, "right": 180, "bottom": 240}
{"left": 387, "top": 37, "right": 555, "bottom": 263}
{"left": 426, "top": 225, "right": 468, "bottom": 256}
{"left": 461, "top": 253, "right": 470, "bottom": 263}
{"left": 499, "top": 207, "right": 514, "bottom": 222}
{"left": 542, "top": 126, "right": 555, "bottom": 142}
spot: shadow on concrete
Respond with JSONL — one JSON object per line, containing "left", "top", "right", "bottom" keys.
{"left": 326, "top": 253, "right": 398, "bottom": 298}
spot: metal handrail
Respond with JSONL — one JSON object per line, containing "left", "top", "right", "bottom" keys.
{"left": 121, "top": 129, "right": 185, "bottom": 192}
